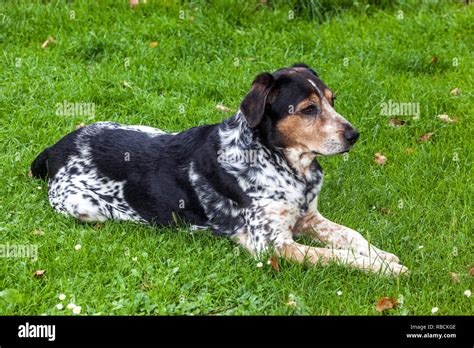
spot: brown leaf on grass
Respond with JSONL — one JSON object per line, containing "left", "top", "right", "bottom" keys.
{"left": 149, "top": 41, "right": 159, "bottom": 48}
{"left": 374, "top": 153, "right": 387, "bottom": 165}
{"left": 33, "top": 270, "right": 46, "bottom": 278}
{"left": 379, "top": 207, "right": 390, "bottom": 215}
{"left": 404, "top": 147, "right": 415, "bottom": 155}
{"left": 430, "top": 56, "right": 438, "bottom": 64}
{"left": 33, "top": 228, "right": 44, "bottom": 236}
{"left": 268, "top": 255, "right": 280, "bottom": 272}
{"left": 388, "top": 118, "right": 406, "bottom": 128}
{"left": 216, "top": 104, "right": 232, "bottom": 112}
{"left": 41, "top": 36, "right": 56, "bottom": 49}
{"left": 449, "top": 272, "right": 460, "bottom": 284}
{"left": 450, "top": 88, "right": 461, "bottom": 96}
{"left": 140, "top": 280, "right": 151, "bottom": 290}
{"left": 93, "top": 223, "right": 103, "bottom": 230}
{"left": 27, "top": 170, "right": 33, "bottom": 178}
{"left": 75, "top": 123, "right": 85, "bottom": 129}
{"left": 468, "top": 265, "right": 474, "bottom": 277}
{"left": 419, "top": 132, "right": 434, "bottom": 142}
{"left": 376, "top": 297, "right": 398, "bottom": 312}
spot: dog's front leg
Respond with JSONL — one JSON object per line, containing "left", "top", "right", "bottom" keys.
{"left": 234, "top": 223, "right": 407, "bottom": 276}
{"left": 295, "top": 212, "right": 402, "bottom": 264}
{"left": 276, "top": 241, "right": 408, "bottom": 276}
{"left": 234, "top": 202, "right": 407, "bottom": 276}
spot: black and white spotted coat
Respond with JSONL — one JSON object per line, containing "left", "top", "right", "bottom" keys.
{"left": 32, "top": 111, "right": 323, "bottom": 254}
{"left": 191, "top": 112, "right": 323, "bottom": 252}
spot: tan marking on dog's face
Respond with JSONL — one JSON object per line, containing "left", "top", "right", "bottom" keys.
{"left": 324, "top": 89, "right": 335, "bottom": 106}
{"left": 254, "top": 65, "right": 359, "bottom": 175}
{"left": 276, "top": 91, "right": 352, "bottom": 157}
{"left": 270, "top": 68, "right": 360, "bottom": 166}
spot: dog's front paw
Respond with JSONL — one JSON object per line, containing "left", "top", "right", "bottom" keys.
{"left": 377, "top": 261, "right": 409, "bottom": 277}
{"left": 356, "top": 245, "right": 401, "bottom": 264}
{"left": 374, "top": 249, "right": 400, "bottom": 264}
{"left": 335, "top": 251, "right": 408, "bottom": 277}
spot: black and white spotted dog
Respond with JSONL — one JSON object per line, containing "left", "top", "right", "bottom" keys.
{"left": 31, "top": 63, "right": 408, "bottom": 276}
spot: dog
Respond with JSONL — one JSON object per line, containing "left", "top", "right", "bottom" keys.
{"left": 31, "top": 63, "right": 408, "bottom": 276}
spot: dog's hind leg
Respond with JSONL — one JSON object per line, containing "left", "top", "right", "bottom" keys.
{"left": 48, "top": 179, "right": 144, "bottom": 223}
{"left": 49, "top": 186, "right": 112, "bottom": 222}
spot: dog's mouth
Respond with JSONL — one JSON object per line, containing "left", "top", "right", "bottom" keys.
{"left": 310, "top": 149, "right": 349, "bottom": 155}
{"left": 309, "top": 147, "right": 352, "bottom": 156}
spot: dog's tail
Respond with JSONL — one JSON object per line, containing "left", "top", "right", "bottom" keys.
{"left": 30, "top": 148, "right": 50, "bottom": 179}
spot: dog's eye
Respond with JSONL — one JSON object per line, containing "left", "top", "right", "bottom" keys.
{"left": 301, "top": 104, "right": 320, "bottom": 115}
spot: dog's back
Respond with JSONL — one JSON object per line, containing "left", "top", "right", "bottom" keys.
{"left": 30, "top": 121, "right": 243, "bottom": 227}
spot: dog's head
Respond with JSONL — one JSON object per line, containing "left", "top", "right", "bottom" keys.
{"left": 240, "top": 63, "right": 359, "bottom": 158}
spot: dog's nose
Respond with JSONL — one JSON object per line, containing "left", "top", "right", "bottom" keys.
{"left": 344, "top": 127, "right": 359, "bottom": 145}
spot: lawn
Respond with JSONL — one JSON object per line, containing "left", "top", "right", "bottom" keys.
{"left": 0, "top": 0, "right": 472, "bottom": 316}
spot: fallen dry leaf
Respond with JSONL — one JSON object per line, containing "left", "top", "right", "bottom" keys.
{"left": 449, "top": 272, "right": 460, "bottom": 284}
{"left": 404, "top": 147, "right": 415, "bottom": 155}
{"left": 269, "top": 255, "right": 280, "bottom": 272}
{"left": 376, "top": 297, "right": 398, "bottom": 312}
{"left": 374, "top": 153, "right": 387, "bottom": 165}
{"left": 33, "top": 270, "right": 46, "bottom": 278}
{"left": 419, "top": 132, "right": 434, "bottom": 142}
{"left": 140, "top": 280, "right": 151, "bottom": 290}
{"left": 93, "top": 223, "right": 103, "bottom": 230}
{"left": 33, "top": 229, "right": 44, "bottom": 236}
{"left": 149, "top": 41, "right": 159, "bottom": 48}
{"left": 216, "top": 104, "right": 232, "bottom": 113}
{"left": 388, "top": 118, "right": 406, "bottom": 128}
{"left": 430, "top": 56, "right": 438, "bottom": 64}
{"left": 75, "top": 123, "right": 85, "bottom": 129}
{"left": 41, "top": 36, "right": 56, "bottom": 49}
{"left": 468, "top": 265, "right": 474, "bottom": 277}
{"left": 379, "top": 207, "right": 390, "bottom": 215}
{"left": 27, "top": 170, "right": 33, "bottom": 178}
{"left": 450, "top": 88, "right": 461, "bottom": 96}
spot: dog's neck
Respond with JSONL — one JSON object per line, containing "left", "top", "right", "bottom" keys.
{"left": 282, "top": 147, "right": 319, "bottom": 181}
{"left": 220, "top": 112, "right": 320, "bottom": 181}
{"left": 219, "top": 111, "right": 255, "bottom": 150}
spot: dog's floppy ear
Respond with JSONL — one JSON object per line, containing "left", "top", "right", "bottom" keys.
{"left": 240, "top": 72, "right": 274, "bottom": 128}
{"left": 292, "top": 63, "right": 319, "bottom": 77}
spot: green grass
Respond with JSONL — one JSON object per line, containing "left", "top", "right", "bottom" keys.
{"left": 0, "top": 0, "right": 472, "bottom": 315}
